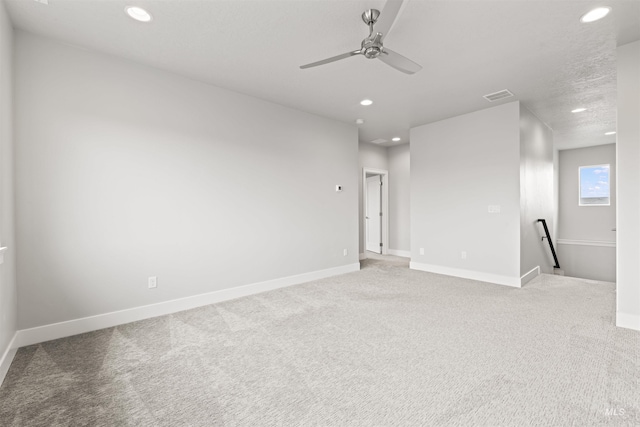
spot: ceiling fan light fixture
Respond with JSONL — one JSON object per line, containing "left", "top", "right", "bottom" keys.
{"left": 580, "top": 7, "right": 611, "bottom": 23}
{"left": 360, "top": 99, "right": 373, "bottom": 106}
{"left": 125, "top": 6, "right": 153, "bottom": 22}
{"left": 392, "top": 137, "right": 401, "bottom": 142}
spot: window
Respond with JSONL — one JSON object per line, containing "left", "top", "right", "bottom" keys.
{"left": 579, "top": 164, "right": 610, "bottom": 206}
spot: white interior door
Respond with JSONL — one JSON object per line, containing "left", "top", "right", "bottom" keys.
{"left": 366, "top": 175, "right": 382, "bottom": 253}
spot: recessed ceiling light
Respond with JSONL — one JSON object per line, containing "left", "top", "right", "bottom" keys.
{"left": 360, "top": 99, "right": 373, "bottom": 106}
{"left": 580, "top": 7, "right": 611, "bottom": 23}
{"left": 392, "top": 137, "right": 401, "bottom": 142}
{"left": 605, "top": 131, "right": 616, "bottom": 135}
{"left": 355, "top": 119, "right": 365, "bottom": 125}
{"left": 571, "top": 108, "right": 587, "bottom": 113}
{"left": 125, "top": 6, "right": 152, "bottom": 22}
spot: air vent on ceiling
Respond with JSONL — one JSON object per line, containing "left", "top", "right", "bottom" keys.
{"left": 483, "top": 89, "right": 514, "bottom": 102}
{"left": 371, "top": 139, "right": 387, "bottom": 144}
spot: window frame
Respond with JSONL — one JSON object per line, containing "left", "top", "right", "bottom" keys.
{"left": 578, "top": 163, "right": 611, "bottom": 207}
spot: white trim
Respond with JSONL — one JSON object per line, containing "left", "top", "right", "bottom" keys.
{"left": 388, "top": 249, "right": 410, "bottom": 258}
{"left": 557, "top": 239, "right": 616, "bottom": 248}
{"left": 616, "top": 312, "right": 640, "bottom": 331}
{"left": 0, "top": 333, "right": 18, "bottom": 387}
{"left": 578, "top": 164, "right": 611, "bottom": 206}
{"left": 0, "top": 247, "right": 6, "bottom": 264}
{"left": 362, "top": 168, "right": 389, "bottom": 255}
{"left": 409, "top": 262, "right": 521, "bottom": 288}
{"left": 359, "top": 252, "right": 366, "bottom": 261}
{"left": 520, "top": 266, "right": 540, "bottom": 286}
{"left": 14, "top": 263, "right": 360, "bottom": 348}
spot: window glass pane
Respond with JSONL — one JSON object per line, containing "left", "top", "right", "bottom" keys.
{"left": 579, "top": 164, "right": 610, "bottom": 206}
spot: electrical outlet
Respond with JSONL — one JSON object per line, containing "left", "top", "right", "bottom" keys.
{"left": 343, "top": 249, "right": 348, "bottom": 256}
{"left": 461, "top": 251, "right": 467, "bottom": 260}
{"left": 419, "top": 248, "right": 425, "bottom": 255}
{"left": 148, "top": 276, "right": 157, "bottom": 289}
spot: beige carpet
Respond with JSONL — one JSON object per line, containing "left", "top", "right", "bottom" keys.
{"left": 1, "top": 256, "right": 639, "bottom": 426}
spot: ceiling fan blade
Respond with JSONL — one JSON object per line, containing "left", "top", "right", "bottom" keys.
{"left": 378, "top": 48, "right": 422, "bottom": 74}
{"left": 300, "top": 50, "right": 362, "bottom": 69}
{"left": 375, "top": 0, "right": 404, "bottom": 42}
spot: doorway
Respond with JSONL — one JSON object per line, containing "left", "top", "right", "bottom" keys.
{"left": 366, "top": 175, "right": 382, "bottom": 253}
{"left": 363, "top": 168, "right": 389, "bottom": 257}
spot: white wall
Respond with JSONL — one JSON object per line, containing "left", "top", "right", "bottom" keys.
{"left": 410, "top": 102, "right": 521, "bottom": 286}
{"left": 15, "top": 32, "right": 359, "bottom": 330}
{"left": 553, "top": 149, "right": 559, "bottom": 245}
{"left": 0, "top": 0, "right": 17, "bottom": 382}
{"left": 519, "top": 105, "right": 554, "bottom": 277}
{"left": 388, "top": 143, "right": 410, "bottom": 254}
{"left": 616, "top": 40, "right": 640, "bottom": 330}
{"left": 358, "top": 141, "right": 388, "bottom": 255}
{"left": 557, "top": 144, "right": 616, "bottom": 282}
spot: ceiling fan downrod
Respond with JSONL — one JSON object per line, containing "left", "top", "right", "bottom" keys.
{"left": 361, "top": 9, "right": 383, "bottom": 59}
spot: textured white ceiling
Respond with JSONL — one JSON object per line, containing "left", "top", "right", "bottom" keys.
{"left": 5, "top": 0, "right": 640, "bottom": 149}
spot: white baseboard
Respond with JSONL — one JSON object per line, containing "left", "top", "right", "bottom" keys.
{"left": 616, "top": 311, "right": 640, "bottom": 331}
{"left": 387, "top": 249, "right": 410, "bottom": 258}
{"left": 520, "top": 266, "right": 540, "bottom": 286}
{"left": 409, "top": 262, "right": 521, "bottom": 288}
{"left": 14, "top": 263, "right": 361, "bottom": 349}
{"left": 0, "top": 333, "right": 18, "bottom": 387}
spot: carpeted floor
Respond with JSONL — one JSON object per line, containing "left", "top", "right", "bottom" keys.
{"left": 1, "top": 255, "right": 639, "bottom": 426}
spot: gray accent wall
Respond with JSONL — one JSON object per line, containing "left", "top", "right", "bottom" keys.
{"left": 15, "top": 32, "right": 359, "bottom": 329}
{"left": 557, "top": 144, "right": 616, "bottom": 281}
{"left": 0, "top": 1, "right": 16, "bottom": 362}
{"left": 616, "top": 40, "right": 640, "bottom": 329}
{"left": 388, "top": 144, "right": 410, "bottom": 253}
{"left": 519, "top": 106, "right": 554, "bottom": 276}
{"left": 410, "top": 102, "right": 522, "bottom": 283}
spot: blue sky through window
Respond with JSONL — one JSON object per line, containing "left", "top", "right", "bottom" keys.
{"left": 580, "top": 164, "right": 610, "bottom": 200}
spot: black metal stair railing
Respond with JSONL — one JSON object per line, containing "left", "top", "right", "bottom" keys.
{"left": 537, "top": 219, "right": 560, "bottom": 269}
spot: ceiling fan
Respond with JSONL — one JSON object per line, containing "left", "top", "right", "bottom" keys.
{"left": 300, "top": 0, "right": 422, "bottom": 75}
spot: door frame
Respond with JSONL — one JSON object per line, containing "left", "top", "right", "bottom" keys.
{"left": 363, "top": 167, "right": 389, "bottom": 257}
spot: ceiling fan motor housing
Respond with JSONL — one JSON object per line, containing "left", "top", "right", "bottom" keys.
{"left": 362, "top": 43, "right": 382, "bottom": 58}
{"left": 362, "top": 32, "right": 384, "bottom": 59}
